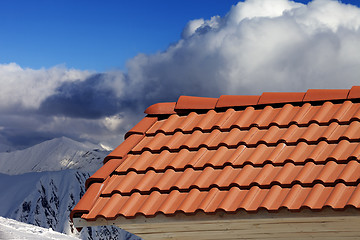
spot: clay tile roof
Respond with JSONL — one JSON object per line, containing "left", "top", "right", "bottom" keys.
{"left": 71, "top": 87, "right": 360, "bottom": 223}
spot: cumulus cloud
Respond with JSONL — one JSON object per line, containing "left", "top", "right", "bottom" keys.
{"left": 1, "top": 0, "right": 360, "bottom": 149}
{"left": 125, "top": 0, "right": 360, "bottom": 99}
{"left": 0, "top": 63, "right": 92, "bottom": 111}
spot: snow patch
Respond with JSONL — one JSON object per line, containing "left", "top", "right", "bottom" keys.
{"left": 0, "top": 216, "right": 78, "bottom": 239}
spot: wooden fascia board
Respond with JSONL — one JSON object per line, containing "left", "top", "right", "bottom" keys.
{"left": 73, "top": 209, "right": 360, "bottom": 240}
{"left": 73, "top": 208, "right": 359, "bottom": 228}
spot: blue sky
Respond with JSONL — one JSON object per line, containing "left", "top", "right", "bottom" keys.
{"left": 0, "top": 0, "right": 238, "bottom": 71}
{"left": 1, "top": 0, "right": 359, "bottom": 72}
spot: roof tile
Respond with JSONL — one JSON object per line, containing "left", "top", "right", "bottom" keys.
{"left": 85, "top": 158, "right": 123, "bottom": 189}
{"left": 303, "top": 89, "right": 349, "bottom": 102}
{"left": 258, "top": 92, "right": 305, "bottom": 105}
{"left": 175, "top": 96, "right": 218, "bottom": 110}
{"left": 70, "top": 182, "right": 103, "bottom": 220}
{"left": 348, "top": 86, "right": 360, "bottom": 99}
{"left": 124, "top": 117, "right": 158, "bottom": 139}
{"left": 104, "top": 134, "right": 144, "bottom": 163}
{"left": 216, "top": 95, "right": 260, "bottom": 108}
{"left": 144, "top": 102, "right": 176, "bottom": 115}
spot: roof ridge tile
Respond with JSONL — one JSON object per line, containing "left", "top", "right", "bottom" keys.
{"left": 143, "top": 87, "right": 360, "bottom": 117}
{"left": 303, "top": 89, "right": 349, "bottom": 102}
{"left": 144, "top": 102, "right": 176, "bottom": 115}
{"left": 216, "top": 95, "right": 260, "bottom": 108}
{"left": 175, "top": 96, "right": 218, "bottom": 110}
{"left": 258, "top": 92, "right": 305, "bottom": 105}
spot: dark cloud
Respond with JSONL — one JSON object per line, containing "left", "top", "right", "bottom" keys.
{"left": 0, "top": 126, "right": 57, "bottom": 150}
{"left": 39, "top": 74, "right": 123, "bottom": 119}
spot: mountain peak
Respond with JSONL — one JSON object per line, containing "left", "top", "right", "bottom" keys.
{"left": 0, "top": 137, "right": 109, "bottom": 175}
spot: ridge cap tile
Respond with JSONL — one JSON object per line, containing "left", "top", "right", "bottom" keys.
{"left": 258, "top": 92, "right": 305, "bottom": 105}
{"left": 348, "top": 86, "right": 360, "bottom": 99}
{"left": 144, "top": 102, "right": 176, "bottom": 115}
{"left": 175, "top": 96, "right": 218, "bottom": 110}
{"left": 303, "top": 89, "right": 349, "bottom": 102}
{"left": 216, "top": 95, "right": 260, "bottom": 108}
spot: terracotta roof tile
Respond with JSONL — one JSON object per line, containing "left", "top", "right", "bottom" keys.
{"left": 124, "top": 117, "right": 157, "bottom": 139}
{"left": 104, "top": 134, "right": 144, "bottom": 163}
{"left": 144, "top": 102, "right": 176, "bottom": 115}
{"left": 348, "top": 86, "right": 360, "bottom": 99}
{"left": 175, "top": 96, "right": 218, "bottom": 110}
{"left": 85, "top": 158, "right": 123, "bottom": 189}
{"left": 72, "top": 86, "right": 360, "bottom": 224}
{"left": 216, "top": 95, "right": 260, "bottom": 108}
{"left": 258, "top": 92, "right": 305, "bottom": 105}
{"left": 70, "top": 182, "right": 103, "bottom": 221}
{"left": 303, "top": 89, "right": 349, "bottom": 102}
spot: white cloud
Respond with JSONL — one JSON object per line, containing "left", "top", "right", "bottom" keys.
{"left": 103, "top": 114, "right": 124, "bottom": 131}
{"left": 0, "top": 63, "right": 92, "bottom": 110}
{"left": 182, "top": 19, "right": 206, "bottom": 39}
{"left": 125, "top": 0, "right": 360, "bottom": 97}
{"left": 226, "top": 0, "right": 302, "bottom": 24}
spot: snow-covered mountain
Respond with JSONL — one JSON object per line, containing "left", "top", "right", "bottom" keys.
{"left": 0, "top": 142, "right": 14, "bottom": 153}
{"left": 0, "top": 137, "right": 141, "bottom": 240}
{"left": 0, "top": 137, "right": 106, "bottom": 175}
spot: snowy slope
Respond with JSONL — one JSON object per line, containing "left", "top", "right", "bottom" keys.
{"left": 0, "top": 142, "right": 14, "bottom": 153}
{"left": 0, "top": 170, "right": 89, "bottom": 233}
{"left": 0, "top": 216, "right": 78, "bottom": 239}
{"left": 0, "top": 137, "right": 141, "bottom": 239}
{"left": 0, "top": 137, "right": 109, "bottom": 175}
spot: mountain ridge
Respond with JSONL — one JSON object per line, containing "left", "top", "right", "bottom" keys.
{"left": 0, "top": 136, "right": 110, "bottom": 175}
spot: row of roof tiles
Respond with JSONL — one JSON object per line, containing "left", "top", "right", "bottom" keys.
{"left": 145, "top": 101, "right": 360, "bottom": 135}
{"left": 132, "top": 121, "right": 360, "bottom": 153}
{"left": 101, "top": 161, "right": 360, "bottom": 195}
{"left": 80, "top": 183, "right": 360, "bottom": 220}
{"left": 145, "top": 87, "right": 360, "bottom": 115}
{"left": 88, "top": 140, "right": 360, "bottom": 188}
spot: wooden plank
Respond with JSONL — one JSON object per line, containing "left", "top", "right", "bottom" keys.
{"left": 124, "top": 215, "right": 360, "bottom": 239}
{"left": 74, "top": 208, "right": 360, "bottom": 227}
{"left": 137, "top": 229, "right": 360, "bottom": 240}
{"left": 121, "top": 215, "right": 360, "bottom": 234}
{"left": 73, "top": 208, "right": 360, "bottom": 239}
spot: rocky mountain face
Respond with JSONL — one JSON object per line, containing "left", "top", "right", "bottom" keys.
{"left": 0, "top": 137, "right": 140, "bottom": 240}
